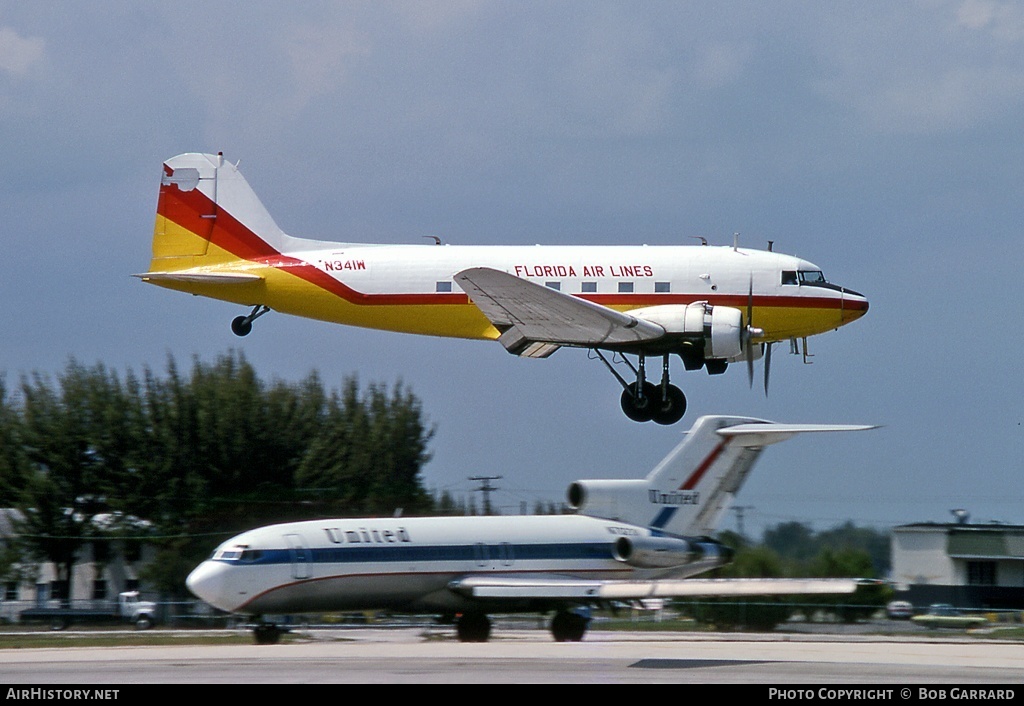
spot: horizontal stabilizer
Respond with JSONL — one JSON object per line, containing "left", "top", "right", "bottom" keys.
{"left": 450, "top": 575, "right": 859, "bottom": 601}
{"left": 454, "top": 267, "right": 664, "bottom": 354}
{"left": 134, "top": 271, "right": 263, "bottom": 284}
{"left": 717, "top": 422, "right": 880, "bottom": 447}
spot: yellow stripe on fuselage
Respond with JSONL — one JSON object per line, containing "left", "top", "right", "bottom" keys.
{"left": 146, "top": 222, "right": 856, "bottom": 344}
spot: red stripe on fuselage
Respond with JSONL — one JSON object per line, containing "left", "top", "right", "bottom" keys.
{"left": 157, "top": 175, "right": 865, "bottom": 313}
{"left": 158, "top": 180, "right": 468, "bottom": 306}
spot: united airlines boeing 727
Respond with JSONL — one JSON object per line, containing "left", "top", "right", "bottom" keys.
{"left": 186, "top": 415, "right": 875, "bottom": 643}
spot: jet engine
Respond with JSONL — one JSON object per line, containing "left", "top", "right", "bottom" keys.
{"left": 611, "top": 535, "right": 697, "bottom": 569}
{"left": 566, "top": 480, "right": 649, "bottom": 523}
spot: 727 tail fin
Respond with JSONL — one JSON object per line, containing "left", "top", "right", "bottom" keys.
{"left": 569, "top": 415, "right": 876, "bottom": 537}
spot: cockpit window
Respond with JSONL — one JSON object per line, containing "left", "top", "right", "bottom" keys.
{"left": 798, "top": 270, "right": 826, "bottom": 285}
{"left": 214, "top": 544, "right": 249, "bottom": 561}
{"left": 781, "top": 270, "right": 797, "bottom": 285}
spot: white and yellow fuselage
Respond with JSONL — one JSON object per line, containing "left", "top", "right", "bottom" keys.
{"left": 140, "top": 154, "right": 866, "bottom": 349}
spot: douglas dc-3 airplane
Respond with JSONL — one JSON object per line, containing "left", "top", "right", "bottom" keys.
{"left": 186, "top": 415, "right": 875, "bottom": 644}
{"left": 138, "top": 153, "right": 869, "bottom": 424}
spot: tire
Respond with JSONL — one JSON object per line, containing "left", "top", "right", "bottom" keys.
{"left": 651, "top": 384, "right": 687, "bottom": 425}
{"left": 231, "top": 316, "right": 253, "bottom": 337}
{"left": 620, "top": 382, "right": 659, "bottom": 422}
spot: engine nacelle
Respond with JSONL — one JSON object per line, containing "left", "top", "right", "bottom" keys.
{"left": 612, "top": 535, "right": 697, "bottom": 569}
{"left": 627, "top": 303, "right": 744, "bottom": 360}
{"left": 566, "top": 479, "right": 649, "bottom": 523}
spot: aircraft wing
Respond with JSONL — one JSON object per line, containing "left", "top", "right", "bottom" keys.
{"left": 454, "top": 267, "right": 665, "bottom": 357}
{"left": 449, "top": 575, "right": 860, "bottom": 601}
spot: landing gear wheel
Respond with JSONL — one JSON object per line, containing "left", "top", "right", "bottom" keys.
{"left": 253, "top": 623, "right": 281, "bottom": 645}
{"left": 231, "top": 316, "right": 253, "bottom": 337}
{"left": 620, "top": 382, "right": 659, "bottom": 422}
{"left": 551, "top": 611, "right": 589, "bottom": 642}
{"left": 455, "top": 613, "right": 492, "bottom": 642}
{"left": 651, "top": 384, "right": 687, "bottom": 426}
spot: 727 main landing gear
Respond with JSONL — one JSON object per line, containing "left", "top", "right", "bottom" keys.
{"left": 593, "top": 351, "right": 687, "bottom": 425}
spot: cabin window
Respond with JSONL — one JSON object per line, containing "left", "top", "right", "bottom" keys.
{"left": 545, "top": 282, "right": 560, "bottom": 291}
{"left": 781, "top": 271, "right": 797, "bottom": 285}
{"left": 655, "top": 281, "right": 671, "bottom": 293}
{"left": 581, "top": 282, "right": 597, "bottom": 293}
{"left": 4, "top": 581, "right": 16, "bottom": 601}
{"left": 92, "top": 579, "right": 108, "bottom": 601}
{"left": 435, "top": 281, "right": 452, "bottom": 293}
{"left": 618, "top": 282, "right": 634, "bottom": 293}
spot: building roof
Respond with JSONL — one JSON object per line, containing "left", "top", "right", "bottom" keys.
{"left": 895, "top": 522, "right": 1024, "bottom": 532}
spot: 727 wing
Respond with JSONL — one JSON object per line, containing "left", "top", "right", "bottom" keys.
{"left": 454, "top": 267, "right": 665, "bottom": 358}
{"left": 450, "top": 575, "right": 861, "bottom": 600}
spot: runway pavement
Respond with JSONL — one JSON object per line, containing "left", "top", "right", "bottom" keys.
{"left": 1, "top": 628, "right": 1023, "bottom": 684}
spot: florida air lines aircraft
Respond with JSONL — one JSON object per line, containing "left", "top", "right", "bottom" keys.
{"left": 186, "top": 415, "right": 875, "bottom": 644}
{"left": 137, "top": 153, "right": 868, "bottom": 424}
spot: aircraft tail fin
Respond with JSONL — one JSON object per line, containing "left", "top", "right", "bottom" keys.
{"left": 644, "top": 416, "right": 875, "bottom": 537}
{"left": 146, "top": 152, "right": 292, "bottom": 271}
{"left": 569, "top": 415, "right": 875, "bottom": 538}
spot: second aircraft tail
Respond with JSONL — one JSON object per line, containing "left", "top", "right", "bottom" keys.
{"left": 568, "top": 415, "right": 875, "bottom": 537}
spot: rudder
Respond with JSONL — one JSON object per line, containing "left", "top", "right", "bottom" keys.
{"left": 148, "top": 152, "right": 289, "bottom": 271}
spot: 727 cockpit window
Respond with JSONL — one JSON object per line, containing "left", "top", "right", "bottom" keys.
{"left": 214, "top": 544, "right": 249, "bottom": 561}
{"left": 798, "top": 270, "right": 826, "bottom": 284}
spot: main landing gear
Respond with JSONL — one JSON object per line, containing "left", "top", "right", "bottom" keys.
{"left": 231, "top": 305, "right": 270, "bottom": 337}
{"left": 251, "top": 619, "right": 282, "bottom": 645}
{"left": 455, "top": 613, "right": 492, "bottom": 642}
{"left": 454, "top": 611, "right": 590, "bottom": 642}
{"left": 593, "top": 351, "right": 687, "bottom": 425}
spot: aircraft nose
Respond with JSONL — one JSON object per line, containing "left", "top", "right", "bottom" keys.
{"left": 186, "top": 560, "right": 236, "bottom": 612}
{"left": 841, "top": 288, "right": 869, "bottom": 324}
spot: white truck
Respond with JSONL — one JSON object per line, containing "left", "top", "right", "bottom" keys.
{"left": 20, "top": 591, "right": 158, "bottom": 630}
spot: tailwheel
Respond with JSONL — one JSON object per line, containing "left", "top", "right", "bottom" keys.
{"left": 455, "top": 613, "right": 492, "bottom": 643}
{"left": 231, "top": 316, "right": 253, "bottom": 337}
{"left": 620, "top": 382, "right": 658, "bottom": 423}
{"left": 651, "top": 384, "right": 686, "bottom": 426}
{"left": 551, "top": 611, "right": 589, "bottom": 642}
{"left": 231, "top": 304, "right": 270, "bottom": 337}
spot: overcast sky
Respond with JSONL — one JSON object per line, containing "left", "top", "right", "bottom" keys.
{"left": 2, "top": 1, "right": 1022, "bottom": 539}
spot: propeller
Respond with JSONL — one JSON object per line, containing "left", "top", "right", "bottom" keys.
{"left": 743, "top": 276, "right": 764, "bottom": 389}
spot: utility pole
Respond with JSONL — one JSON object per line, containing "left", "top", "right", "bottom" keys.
{"left": 731, "top": 505, "right": 754, "bottom": 538}
{"left": 469, "top": 475, "right": 502, "bottom": 516}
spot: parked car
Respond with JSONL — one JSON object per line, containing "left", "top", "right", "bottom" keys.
{"left": 911, "top": 603, "right": 988, "bottom": 629}
{"left": 886, "top": 600, "right": 914, "bottom": 620}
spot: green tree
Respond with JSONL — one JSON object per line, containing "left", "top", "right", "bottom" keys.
{"left": 12, "top": 362, "right": 141, "bottom": 605}
{"left": 1, "top": 352, "right": 436, "bottom": 602}
{"left": 763, "top": 521, "right": 818, "bottom": 562}
{"left": 679, "top": 544, "right": 795, "bottom": 631}
{"left": 296, "top": 378, "right": 433, "bottom": 517}
{"left": 805, "top": 547, "right": 890, "bottom": 622}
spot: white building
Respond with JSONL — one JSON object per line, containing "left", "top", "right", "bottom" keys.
{"left": 0, "top": 508, "right": 156, "bottom": 623}
{"left": 891, "top": 521, "right": 1024, "bottom": 610}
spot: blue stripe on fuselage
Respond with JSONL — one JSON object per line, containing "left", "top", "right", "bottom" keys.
{"left": 213, "top": 542, "right": 614, "bottom": 567}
